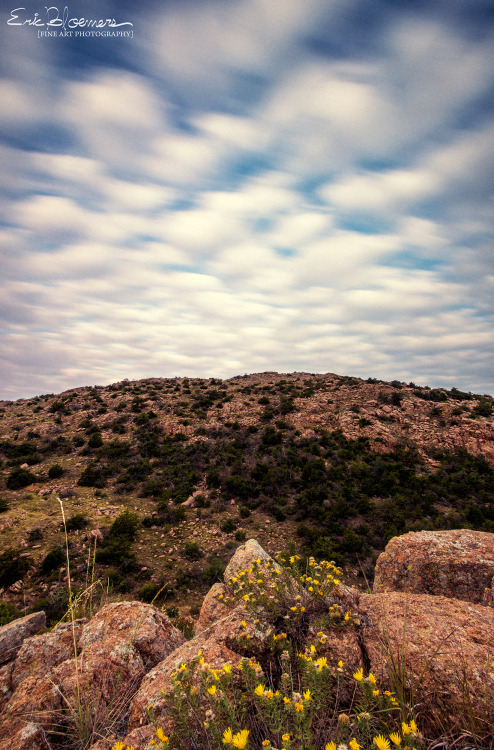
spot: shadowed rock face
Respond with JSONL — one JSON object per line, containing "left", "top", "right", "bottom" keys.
{"left": 373, "top": 529, "right": 494, "bottom": 605}
{"left": 1, "top": 531, "right": 494, "bottom": 749}
{"left": 0, "top": 612, "right": 46, "bottom": 667}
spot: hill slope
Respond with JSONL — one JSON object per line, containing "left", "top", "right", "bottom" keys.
{"left": 0, "top": 371, "right": 493, "bottom": 623}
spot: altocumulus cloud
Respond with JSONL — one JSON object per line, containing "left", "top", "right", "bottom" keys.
{"left": 0, "top": 0, "right": 493, "bottom": 399}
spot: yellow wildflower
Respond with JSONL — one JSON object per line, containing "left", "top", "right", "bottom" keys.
{"left": 262, "top": 742, "right": 270, "bottom": 748}
{"left": 265, "top": 690, "right": 274, "bottom": 700}
{"left": 368, "top": 672, "right": 377, "bottom": 685}
{"left": 350, "top": 739, "right": 361, "bottom": 750}
{"left": 290, "top": 606, "right": 298, "bottom": 612}
{"left": 338, "top": 660, "right": 344, "bottom": 668}
{"left": 303, "top": 689, "right": 312, "bottom": 701}
{"left": 282, "top": 734, "right": 291, "bottom": 742}
{"left": 223, "top": 664, "right": 232, "bottom": 674}
{"left": 353, "top": 667, "right": 364, "bottom": 682}
{"left": 410, "top": 720, "right": 418, "bottom": 733}
{"left": 283, "top": 696, "right": 291, "bottom": 704}
{"left": 315, "top": 657, "right": 328, "bottom": 670}
{"left": 254, "top": 684, "right": 265, "bottom": 696}
{"left": 295, "top": 702, "right": 304, "bottom": 712}
{"left": 156, "top": 728, "right": 169, "bottom": 743}
{"left": 112, "top": 743, "right": 125, "bottom": 750}
{"left": 223, "top": 727, "right": 233, "bottom": 744}
{"left": 389, "top": 733, "right": 402, "bottom": 746}
{"left": 374, "top": 736, "right": 390, "bottom": 750}
{"left": 401, "top": 724, "right": 411, "bottom": 736}
{"left": 326, "top": 743, "right": 337, "bottom": 750}
{"left": 372, "top": 689, "right": 380, "bottom": 697}
{"left": 232, "top": 729, "right": 250, "bottom": 749}
{"left": 207, "top": 685, "right": 217, "bottom": 696}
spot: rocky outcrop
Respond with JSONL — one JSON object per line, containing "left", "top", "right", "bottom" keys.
{"left": 1, "top": 532, "right": 494, "bottom": 750}
{"left": 360, "top": 590, "right": 494, "bottom": 736}
{"left": 0, "top": 602, "right": 185, "bottom": 750}
{"left": 0, "top": 612, "right": 46, "bottom": 666}
{"left": 373, "top": 529, "right": 494, "bottom": 604}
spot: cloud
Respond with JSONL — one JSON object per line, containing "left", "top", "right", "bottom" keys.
{"left": 0, "top": 0, "right": 493, "bottom": 399}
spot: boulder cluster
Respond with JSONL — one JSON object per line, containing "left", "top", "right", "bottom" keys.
{"left": 1, "top": 530, "right": 493, "bottom": 749}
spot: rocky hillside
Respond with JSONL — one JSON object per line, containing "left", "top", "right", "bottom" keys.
{"left": 0, "top": 372, "right": 493, "bottom": 624}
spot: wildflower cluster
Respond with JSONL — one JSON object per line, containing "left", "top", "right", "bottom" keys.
{"left": 151, "top": 640, "right": 423, "bottom": 750}
{"left": 220, "top": 555, "right": 358, "bottom": 647}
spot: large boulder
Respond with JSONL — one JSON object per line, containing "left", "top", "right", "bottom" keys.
{"left": 360, "top": 591, "right": 494, "bottom": 737}
{"left": 0, "top": 612, "right": 46, "bottom": 666}
{"left": 373, "top": 529, "right": 494, "bottom": 604}
{"left": 0, "top": 602, "right": 185, "bottom": 750}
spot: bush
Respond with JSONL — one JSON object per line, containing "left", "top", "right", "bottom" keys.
{"left": 48, "top": 464, "right": 65, "bottom": 479}
{"left": 221, "top": 518, "right": 237, "bottom": 534}
{"left": 0, "top": 497, "right": 9, "bottom": 512}
{"left": 202, "top": 554, "right": 226, "bottom": 586}
{"left": 0, "top": 602, "right": 21, "bottom": 626}
{"left": 138, "top": 581, "right": 160, "bottom": 603}
{"left": 27, "top": 527, "right": 43, "bottom": 542}
{"left": 40, "top": 547, "right": 65, "bottom": 575}
{"left": 0, "top": 548, "right": 30, "bottom": 587}
{"left": 78, "top": 462, "right": 107, "bottom": 488}
{"left": 96, "top": 509, "right": 140, "bottom": 568}
{"left": 6, "top": 468, "right": 37, "bottom": 490}
{"left": 184, "top": 541, "right": 203, "bottom": 561}
{"left": 65, "top": 513, "right": 88, "bottom": 532}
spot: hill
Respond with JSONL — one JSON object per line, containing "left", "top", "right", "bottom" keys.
{"left": 0, "top": 371, "right": 493, "bottom": 625}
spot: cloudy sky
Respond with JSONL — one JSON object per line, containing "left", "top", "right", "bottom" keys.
{"left": 1, "top": 0, "right": 493, "bottom": 400}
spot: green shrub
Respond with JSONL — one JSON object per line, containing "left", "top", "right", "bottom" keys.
{"left": 0, "top": 548, "right": 30, "bottom": 587}
{"left": 202, "top": 554, "right": 226, "bottom": 586}
{"left": 96, "top": 509, "right": 139, "bottom": 568}
{"left": 6, "top": 467, "right": 37, "bottom": 490}
{"left": 0, "top": 602, "right": 21, "bottom": 626}
{"left": 27, "top": 527, "right": 43, "bottom": 542}
{"left": 184, "top": 541, "right": 203, "bottom": 561}
{"left": 65, "top": 513, "right": 88, "bottom": 532}
{"left": 138, "top": 581, "right": 160, "bottom": 603}
{"left": 0, "top": 497, "right": 9, "bottom": 512}
{"left": 221, "top": 518, "right": 237, "bottom": 534}
{"left": 78, "top": 462, "right": 107, "bottom": 488}
{"left": 48, "top": 464, "right": 65, "bottom": 479}
{"left": 87, "top": 432, "right": 103, "bottom": 449}
{"left": 40, "top": 547, "right": 65, "bottom": 575}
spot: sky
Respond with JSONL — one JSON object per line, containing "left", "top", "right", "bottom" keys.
{"left": 1, "top": 0, "right": 494, "bottom": 400}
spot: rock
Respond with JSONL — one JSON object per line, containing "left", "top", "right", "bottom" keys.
{"left": 360, "top": 591, "right": 494, "bottom": 737}
{"left": 79, "top": 601, "right": 186, "bottom": 668}
{"left": 128, "top": 612, "right": 244, "bottom": 731}
{"left": 0, "top": 722, "right": 49, "bottom": 750}
{"left": 12, "top": 619, "right": 85, "bottom": 690}
{"left": 0, "top": 662, "right": 13, "bottom": 711}
{"left": 0, "top": 602, "right": 184, "bottom": 750}
{"left": 373, "top": 529, "right": 494, "bottom": 604}
{"left": 223, "top": 538, "right": 279, "bottom": 582}
{"left": 194, "top": 582, "right": 231, "bottom": 633}
{"left": 0, "top": 612, "right": 46, "bottom": 666}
